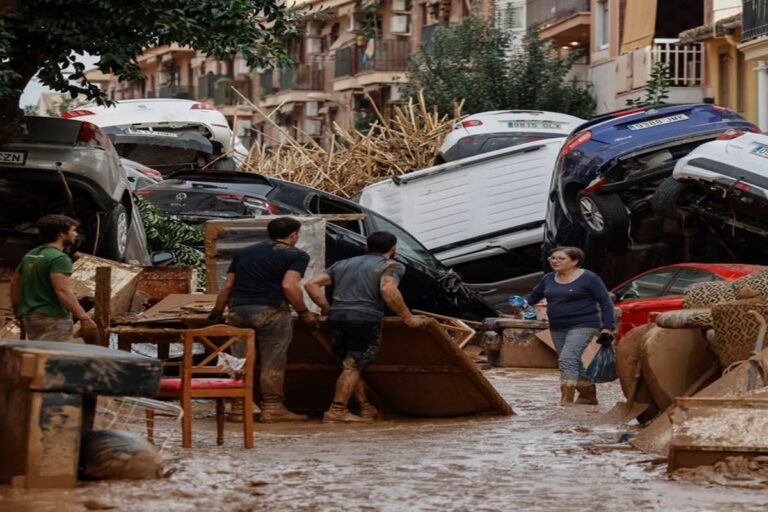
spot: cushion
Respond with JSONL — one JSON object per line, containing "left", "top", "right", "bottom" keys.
{"left": 159, "top": 377, "right": 245, "bottom": 392}
{"left": 656, "top": 309, "right": 713, "bottom": 329}
{"left": 732, "top": 269, "right": 768, "bottom": 299}
{"left": 710, "top": 299, "right": 768, "bottom": 367}
{"left": 683, "top": 281, "right": 738, "bottom": 309}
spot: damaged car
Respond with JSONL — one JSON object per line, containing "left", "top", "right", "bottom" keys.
{"left": 544, "top": 103, "right": 758, "bottom": 284}
{"left": 63, "top": 98, "right": 247, "bottom": 175}
{"left": 0, "top": 116, "right": 151, "bottom": 268}
{"left": 137, "top": 170, "right": 497, "bottom": 319}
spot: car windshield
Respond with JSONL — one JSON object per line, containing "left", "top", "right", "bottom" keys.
{"left": 367, "top": 211, "right": 443, "bottom": 270}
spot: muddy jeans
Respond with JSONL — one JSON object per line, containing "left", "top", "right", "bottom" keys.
{"left": 22, "top": 313, "right": 74, "bottom": 341}
{"left": 227, "top": 304, "right": 293, "bottom": 402}
{"left": 550, "top": 327, "right": 599, "bottom": 383}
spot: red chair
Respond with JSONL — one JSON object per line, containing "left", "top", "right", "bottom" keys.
{"left": 152, "top": 325, "right": 255, "bottom": 448}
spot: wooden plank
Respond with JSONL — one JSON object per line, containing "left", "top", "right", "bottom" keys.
{"left": 93, "top": 266, "right": 111, "bottom": 347}
{"left": 70, "top": 255, "right": 142, "bottom": 316}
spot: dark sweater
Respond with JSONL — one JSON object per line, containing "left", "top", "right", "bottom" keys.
{"left": 525, "top": 270, "right": 615, "bottom": 330}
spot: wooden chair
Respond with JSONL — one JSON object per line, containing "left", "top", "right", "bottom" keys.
{"left": 150, "top": 324, "right": 255, "bottom": 448}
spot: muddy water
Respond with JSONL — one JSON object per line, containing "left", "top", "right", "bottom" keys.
{"left": 1, "top": 369, "right": 766, "bottom": 512}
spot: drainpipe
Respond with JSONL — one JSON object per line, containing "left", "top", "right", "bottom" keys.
{"left": 757, "top": 61, "right": 768, "bottom": 131}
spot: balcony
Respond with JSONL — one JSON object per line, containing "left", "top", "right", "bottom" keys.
{"left": 159, "top": 85, "right": 195, "bottom": 99}
{"left": 213, "top": 79, "right": 252, "bottom": 106}
{"left": 334, "top": 40, "right": 410, "bottom": 78}
{"left": 259, "top": 69, "right": 274, "bottom": 94}
{"left": 652, "top": 38, "right": 702, "bottom": 87}
{"left": 743, "top": 0, "right": 768, "bottom": 42}
{"left": 279, "top": 63, "right": 323, "bottom": 91}
{"left": 197, "top": 74, "right": 231, "bottom": 100}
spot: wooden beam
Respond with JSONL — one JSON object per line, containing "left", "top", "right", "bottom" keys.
{"left": 93, "top": 266, "right": 111, "bottom": 347}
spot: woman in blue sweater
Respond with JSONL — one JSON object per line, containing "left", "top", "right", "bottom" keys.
{"left": 524, "top": 246, "right": 615, "bottom": 406}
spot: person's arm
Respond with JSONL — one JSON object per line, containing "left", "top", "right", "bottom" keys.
{"left": 524, "top": 275, "right": 547, "bottom": 306}
{"left": 10, "top": 272, "right": 22, "bottom": 316}
{"left": 50, "top": 273, "right": 90, "bottom": 321}
{"left": 380, "top": 274, "right": 427, "bottom": 328}
{"left": 590, "top": 273, "right": 616, "bottom": 331}
{"left": 304, "top": 272, "right": 333, "bottom": 313}
{"left": 282, "top": 270, "right": 315, "bottom": 323}
{"left": 209, "top": 272, "right": 235, "bottom": 321}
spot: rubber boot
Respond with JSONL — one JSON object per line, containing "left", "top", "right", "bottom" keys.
{"left": 560, "top": 381, "right": 576, "bottom": 406}
{"left": 576, "top": 381, "right": 598, "bottom": 405}
{"left": 225, "top": 398, "right": 261, "bottom": 423}
{"left": 323, "top": 403, "right": 373, "bottom": 423}
{"left": 259, "top": 398, "right": 308, "bottom": 423}
{"left": 358, "top": 401, "right": 380, "bottom": 420}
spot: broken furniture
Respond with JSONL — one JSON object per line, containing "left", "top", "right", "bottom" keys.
{"left": 153, "top": 325, "right": 255, "bottom": 448}
{"left": 0, "top": 341, "right": 161, "bottom": 488}
{"left": 480, "top": 318, "right": 557, "bottom": 369}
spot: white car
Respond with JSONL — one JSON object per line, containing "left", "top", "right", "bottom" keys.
{"left": 653, "top": 128, "right": 768, "bottom": 233}
{"left": 63, "top": 99, "right": 248, "bottom": 175}
{"left": 435, "top": 110, "right": 584, "bottom": 164}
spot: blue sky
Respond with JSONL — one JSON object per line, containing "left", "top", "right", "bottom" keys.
{"left": 19, "top": 54, "right": 100, "bottom": 108}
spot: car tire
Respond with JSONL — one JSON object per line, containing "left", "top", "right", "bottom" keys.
{"left": 651, "top": 176, "right": 689, "bottom": 219}
{"left": 576, "top": 192, "right": 629, "bottom": 238}
{"left": 103, "top": 203, "right": 129, "bottom": 261}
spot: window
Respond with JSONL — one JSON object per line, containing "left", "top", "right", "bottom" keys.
{"left": 615, "top": 269, "right": 676, "bottom": 300}
{"left": 367, "top": 211, "right": 443, "bottom": 270}
{"left": 308, "top": 195, "right": 365, "bottom": 235}
{"left": 496, "top": 0, "right": 525, "bottom": 32}
{"left": 596, "top": 0, "right": 610, "bottom": 50}
{"left": 667, "top": 268, "right": 720, "bottom": 295}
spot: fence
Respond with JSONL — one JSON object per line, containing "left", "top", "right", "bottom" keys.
{"left": 743, "top": 0, "right": 768, "bottom": 41}
{"left": 652, "top": 38, "right": 702, "bottom": 87}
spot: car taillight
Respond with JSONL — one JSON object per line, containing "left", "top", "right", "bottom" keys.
{"left": 734, "top": 182, "right": 751, "bottom": 192}
{"left": 191, "top": 103, "right": 216, "bottom": 110}
{"left": 62, "top": 109, "right": 95, "bottom": 119}
{"left": 135, "top": 189, "right": 154, "bottom": 196}
{"left": 461, "top": 119, "right": 483, "bottom": 128}
{"left": 718, "top": 129, "right": 746, "bottom": 140}
{"left": 584, "top": 176, "right": 607, "bottom": 194}
{"left": 562, "top": 131, "right": 592, "bottom": 155}
{"left": 611, "top": 108, "right": 644, "bottom": 118}
{"left": 217, "top": 193, "right": 244, "bottom": 201}
{"left": 747, "top": 125, "right": 762, "bottom": 133}
{"left": 76, "top": 121, "right": 113, "bottom": 149}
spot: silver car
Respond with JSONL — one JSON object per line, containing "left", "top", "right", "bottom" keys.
{"left": 0, "top": 116, "right": 151, "bottom": 266}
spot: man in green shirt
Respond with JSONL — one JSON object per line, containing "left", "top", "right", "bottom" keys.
{"left": 10, "top": 214, "right": 96, "bottom": 341}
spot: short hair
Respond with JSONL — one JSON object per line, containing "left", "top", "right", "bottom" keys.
{"left": 37, "top": 214, "right": 79, "bottom": 244}
{"left": 267, "top": 217, "right": 302, "bottom": 240}
{"left": 367, "top": 231, "right": 397, "bottom": 254}
{"left": 550, "top": 246, "right": 586, "bottom": 266}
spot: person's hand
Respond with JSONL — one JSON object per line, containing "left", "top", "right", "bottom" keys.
{"left": 79, "top": 317, "right": 98, "bottom": 344}
{"left": 597, "top": 330, "right": 615, "bottom": 346}
{"left": 299, "top": 311, "right": 320, "bottom": 328}
{"left": 208, "top": 308, "right": 226, "bottom": 324}
{"left": 404, "top": 315, "right": 430, "bottom": 328}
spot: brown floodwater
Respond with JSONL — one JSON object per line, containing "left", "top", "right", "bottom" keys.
{"left": 1, "top": 368, "right": 765, "bottom": 511}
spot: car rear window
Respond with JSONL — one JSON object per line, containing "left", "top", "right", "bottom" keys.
{"left": 458, "top": 132, "right": 560, "bottom": 160}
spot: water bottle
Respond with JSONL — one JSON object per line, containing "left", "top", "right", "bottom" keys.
{"left": 508, "top": 295, "right": 537, "bottom": 319}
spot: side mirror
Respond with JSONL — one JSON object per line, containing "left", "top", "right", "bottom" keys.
{"left": 151, "top": 251, "right": 175, "bottom": 266}
{"left": 608, "top": 292, "right": 617, "bottom": 303}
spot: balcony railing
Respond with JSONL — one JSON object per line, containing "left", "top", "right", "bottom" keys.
{"left": 197, "top": 74, "right": 231, "bottom": 100}
{"left": 335, "top": 40, "right": 410, "bottom": 78}
{"left": 259, "top": 69, "right": 274, "bottom": 94}
{"left": 652, "top": 38, "right": 702, "bottom": 87}
{"left": 420, "top": 23, "right": 443, "bottom": 53}
{"left": 159, "top": 85, "right": 195, "bottom": 99}
{"left": 279, "top": 63, "right": 323, "bottom": 91}
{"left": 213, "top": 79, "right": 252, "bottom": 105}
{"left": 743, "top": 0, "right": 768, "bottom": 41}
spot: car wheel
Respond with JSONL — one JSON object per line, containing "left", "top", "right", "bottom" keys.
{"left": 651, "top": 176, "right": 690, "bottom": 219}
{"left": 104, "top": 203, "right": 129, "bottom": 261}
{"left": 576, "top": 192, "right": 628, "bottom": 238}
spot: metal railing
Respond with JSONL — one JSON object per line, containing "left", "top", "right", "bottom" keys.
{"left": 742, "top": 0, "right": 768, "bottom": 41}
{"left": 335, "top": 40, "right": 410, "bottom": 78}
{"left": 159, "top": 85, "right": 195, "bottom": 99}
{"left": 197, "top": 74, "right": 231, "bottom": 100}
{"left": 420, "top": 23, "right": 443, "bottom": 53}
{"left": 259, "top": 69, "right": 274, "bottom": 94}
{"left": 279, "top": 63, "right": 323, "bottom": 90}
{"left": 335, "top": 47, "right": 355, "bottom": 78}
{"left": 651, "top": 38, "right": 703, "bottom": 87}
{"left": 213, "top": 79, "right": 252, "bottom": 105}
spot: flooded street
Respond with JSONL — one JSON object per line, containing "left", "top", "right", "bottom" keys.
{"left": 1, "top": 368, "right": 765, "bottom": 512}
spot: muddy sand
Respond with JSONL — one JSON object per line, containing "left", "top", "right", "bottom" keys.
{"left": 1, "top": 368, "right": 765, "bottom": 512}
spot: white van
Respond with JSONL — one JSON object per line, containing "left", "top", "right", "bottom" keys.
{"left": 63, "top": 99, "right": 248, "bottom": 175}
{"left": 358, "top": 138, "right": 565, "bottom": 310}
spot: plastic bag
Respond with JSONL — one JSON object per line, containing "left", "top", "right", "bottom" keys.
{"left": 586, "top": 343, "right": 618, "bottom": 383}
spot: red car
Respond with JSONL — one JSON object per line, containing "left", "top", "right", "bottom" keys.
{"left": 612, "top": 263, "right": 766, "bottom": 339}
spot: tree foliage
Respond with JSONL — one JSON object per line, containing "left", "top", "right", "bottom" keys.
{"left": 0, "top": 0, "right": 303, "bottom": 123}
{"left": 625, "top": 61, "right": 671, "bottom": 107}
{"left": 403, "top": 19, "right": 595, "bottom": 119}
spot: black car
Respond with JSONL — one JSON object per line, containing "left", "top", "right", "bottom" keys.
{"left": 137, "top": 170, "right": 497, "bottom": 319}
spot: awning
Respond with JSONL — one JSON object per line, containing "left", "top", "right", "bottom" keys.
{"left": 620, "top": 0, "right": 658, "bottom": 54}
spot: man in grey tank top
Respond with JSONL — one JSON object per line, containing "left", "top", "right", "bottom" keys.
{"left": 305, "top": 231, "right": 427, "bottom": 423}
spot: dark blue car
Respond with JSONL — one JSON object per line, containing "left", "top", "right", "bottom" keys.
{"left": 544, "top": 103, "right": 758, "bottom": 284}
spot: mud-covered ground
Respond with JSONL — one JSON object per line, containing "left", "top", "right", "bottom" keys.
{"left": 1, "top": 369, "right": 765, "bottom": 512}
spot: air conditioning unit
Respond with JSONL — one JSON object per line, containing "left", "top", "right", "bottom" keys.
{"left": 304, "top": 119, "right": 323, "bottom": 136}
{"left": 389, "top": 86, "right": 405, "bottom": 102}
{"left": 305, "top": 38, "right": 323, "bottom": 55}
{"left": 390, "top": 14, "right": 410, "bottom": 34}
{"left": 305, "top": 101, "right": 320, "bottom": 117}
{"left": 392, "top": 0, "right": 409, "bottom": 12}
{"left": 347, "top": 12, "right": 367, "bottom": 33}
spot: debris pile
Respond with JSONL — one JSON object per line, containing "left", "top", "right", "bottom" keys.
{"left": 241, "top": 92, "right": 463, "bottom": 198}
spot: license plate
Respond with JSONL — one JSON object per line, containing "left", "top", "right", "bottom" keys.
{"left": 505, "top": 120, "right": 563, "bottom": 130}
{"left": 126, "top": 128, "right": 179, "bottom": 137}
{"left": 627, "top": 114, "right": 689, "bottom": 131}
{"left": 0, "top": 150, "right": 27, "bottom": 165}
{"left": 751, "top": 143, "right": 768, "bottom": 158}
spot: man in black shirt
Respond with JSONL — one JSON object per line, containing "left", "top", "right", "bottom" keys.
{"left": 210, "top": 217, "right": 316, "bottom": 422}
